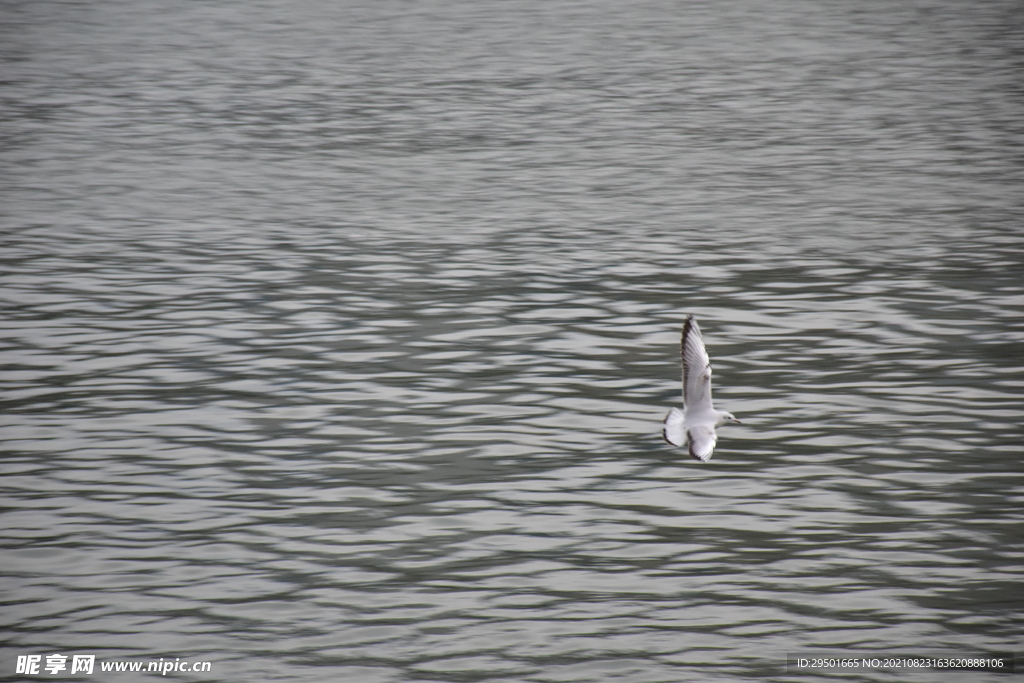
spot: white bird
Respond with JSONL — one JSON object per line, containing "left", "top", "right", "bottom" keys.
{"left": 663, "top": 315, "right": 740, "bottom": 461}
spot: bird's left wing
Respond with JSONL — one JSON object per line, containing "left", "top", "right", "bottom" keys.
{"left": 681, "top": 316, "right": 713, "bottom": 412}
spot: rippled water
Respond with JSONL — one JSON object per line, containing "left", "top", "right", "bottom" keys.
{"left": 3, "top": 1, "right": 1023, "bottom": 681}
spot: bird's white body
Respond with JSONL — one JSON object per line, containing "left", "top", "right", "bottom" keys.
{"left": 663, "top": 315, "right": 738, "bottom": 461}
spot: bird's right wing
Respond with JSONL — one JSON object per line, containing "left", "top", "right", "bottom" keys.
{"left": 681, "top": 315, "right": 713, "bottom": 412}
{"left": 687, "top": 425, "right": 717, "bottom": 462}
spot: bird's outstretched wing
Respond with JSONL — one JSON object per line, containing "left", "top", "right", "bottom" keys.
{"left": 663, "top": 407, "right": 685, "bottom": 447}
{"left": 681, "top": 315, "right": 713, "bottom": 412}
{"left": 687, "top": 425, "right": 717, "bottom": 462}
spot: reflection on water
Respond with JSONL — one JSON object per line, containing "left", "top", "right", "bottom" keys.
{"left": 2, "top": 0, "right": 1022, "bottom": 680}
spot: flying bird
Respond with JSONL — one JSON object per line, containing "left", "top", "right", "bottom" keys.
{"left": 663, "top": 315, "right": 740, "bottom": 461}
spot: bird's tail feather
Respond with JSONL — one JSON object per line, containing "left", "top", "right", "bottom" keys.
{"left": 662, "top": 407, "right": 685, "bottom": 447}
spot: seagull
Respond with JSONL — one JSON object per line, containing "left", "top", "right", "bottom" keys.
{"left": 663, "top": 315, "right": 740, "bottom": 461}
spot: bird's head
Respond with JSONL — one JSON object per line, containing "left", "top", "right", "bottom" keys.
{"left": 717, "top": 412, "right": 740, "bottom": 426}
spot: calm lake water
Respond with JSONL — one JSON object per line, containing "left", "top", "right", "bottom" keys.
{"left": 2, "top": 1, "right": 1022, "bottom": 681}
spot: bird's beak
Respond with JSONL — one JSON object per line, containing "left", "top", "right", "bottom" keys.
{"left": 732, "top": 418, "right": 742, "bottom": 424}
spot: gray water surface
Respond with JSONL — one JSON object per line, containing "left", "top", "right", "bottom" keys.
{"left": 3, "top": 1, "right": 1023, "bottom": 681}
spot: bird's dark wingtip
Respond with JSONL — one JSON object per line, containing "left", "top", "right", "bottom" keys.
{"left": 688, "top": 447, "right": 711, "bottom": 463}
{"left": 682, "top": 314, "right": 695, "bottom": 344}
